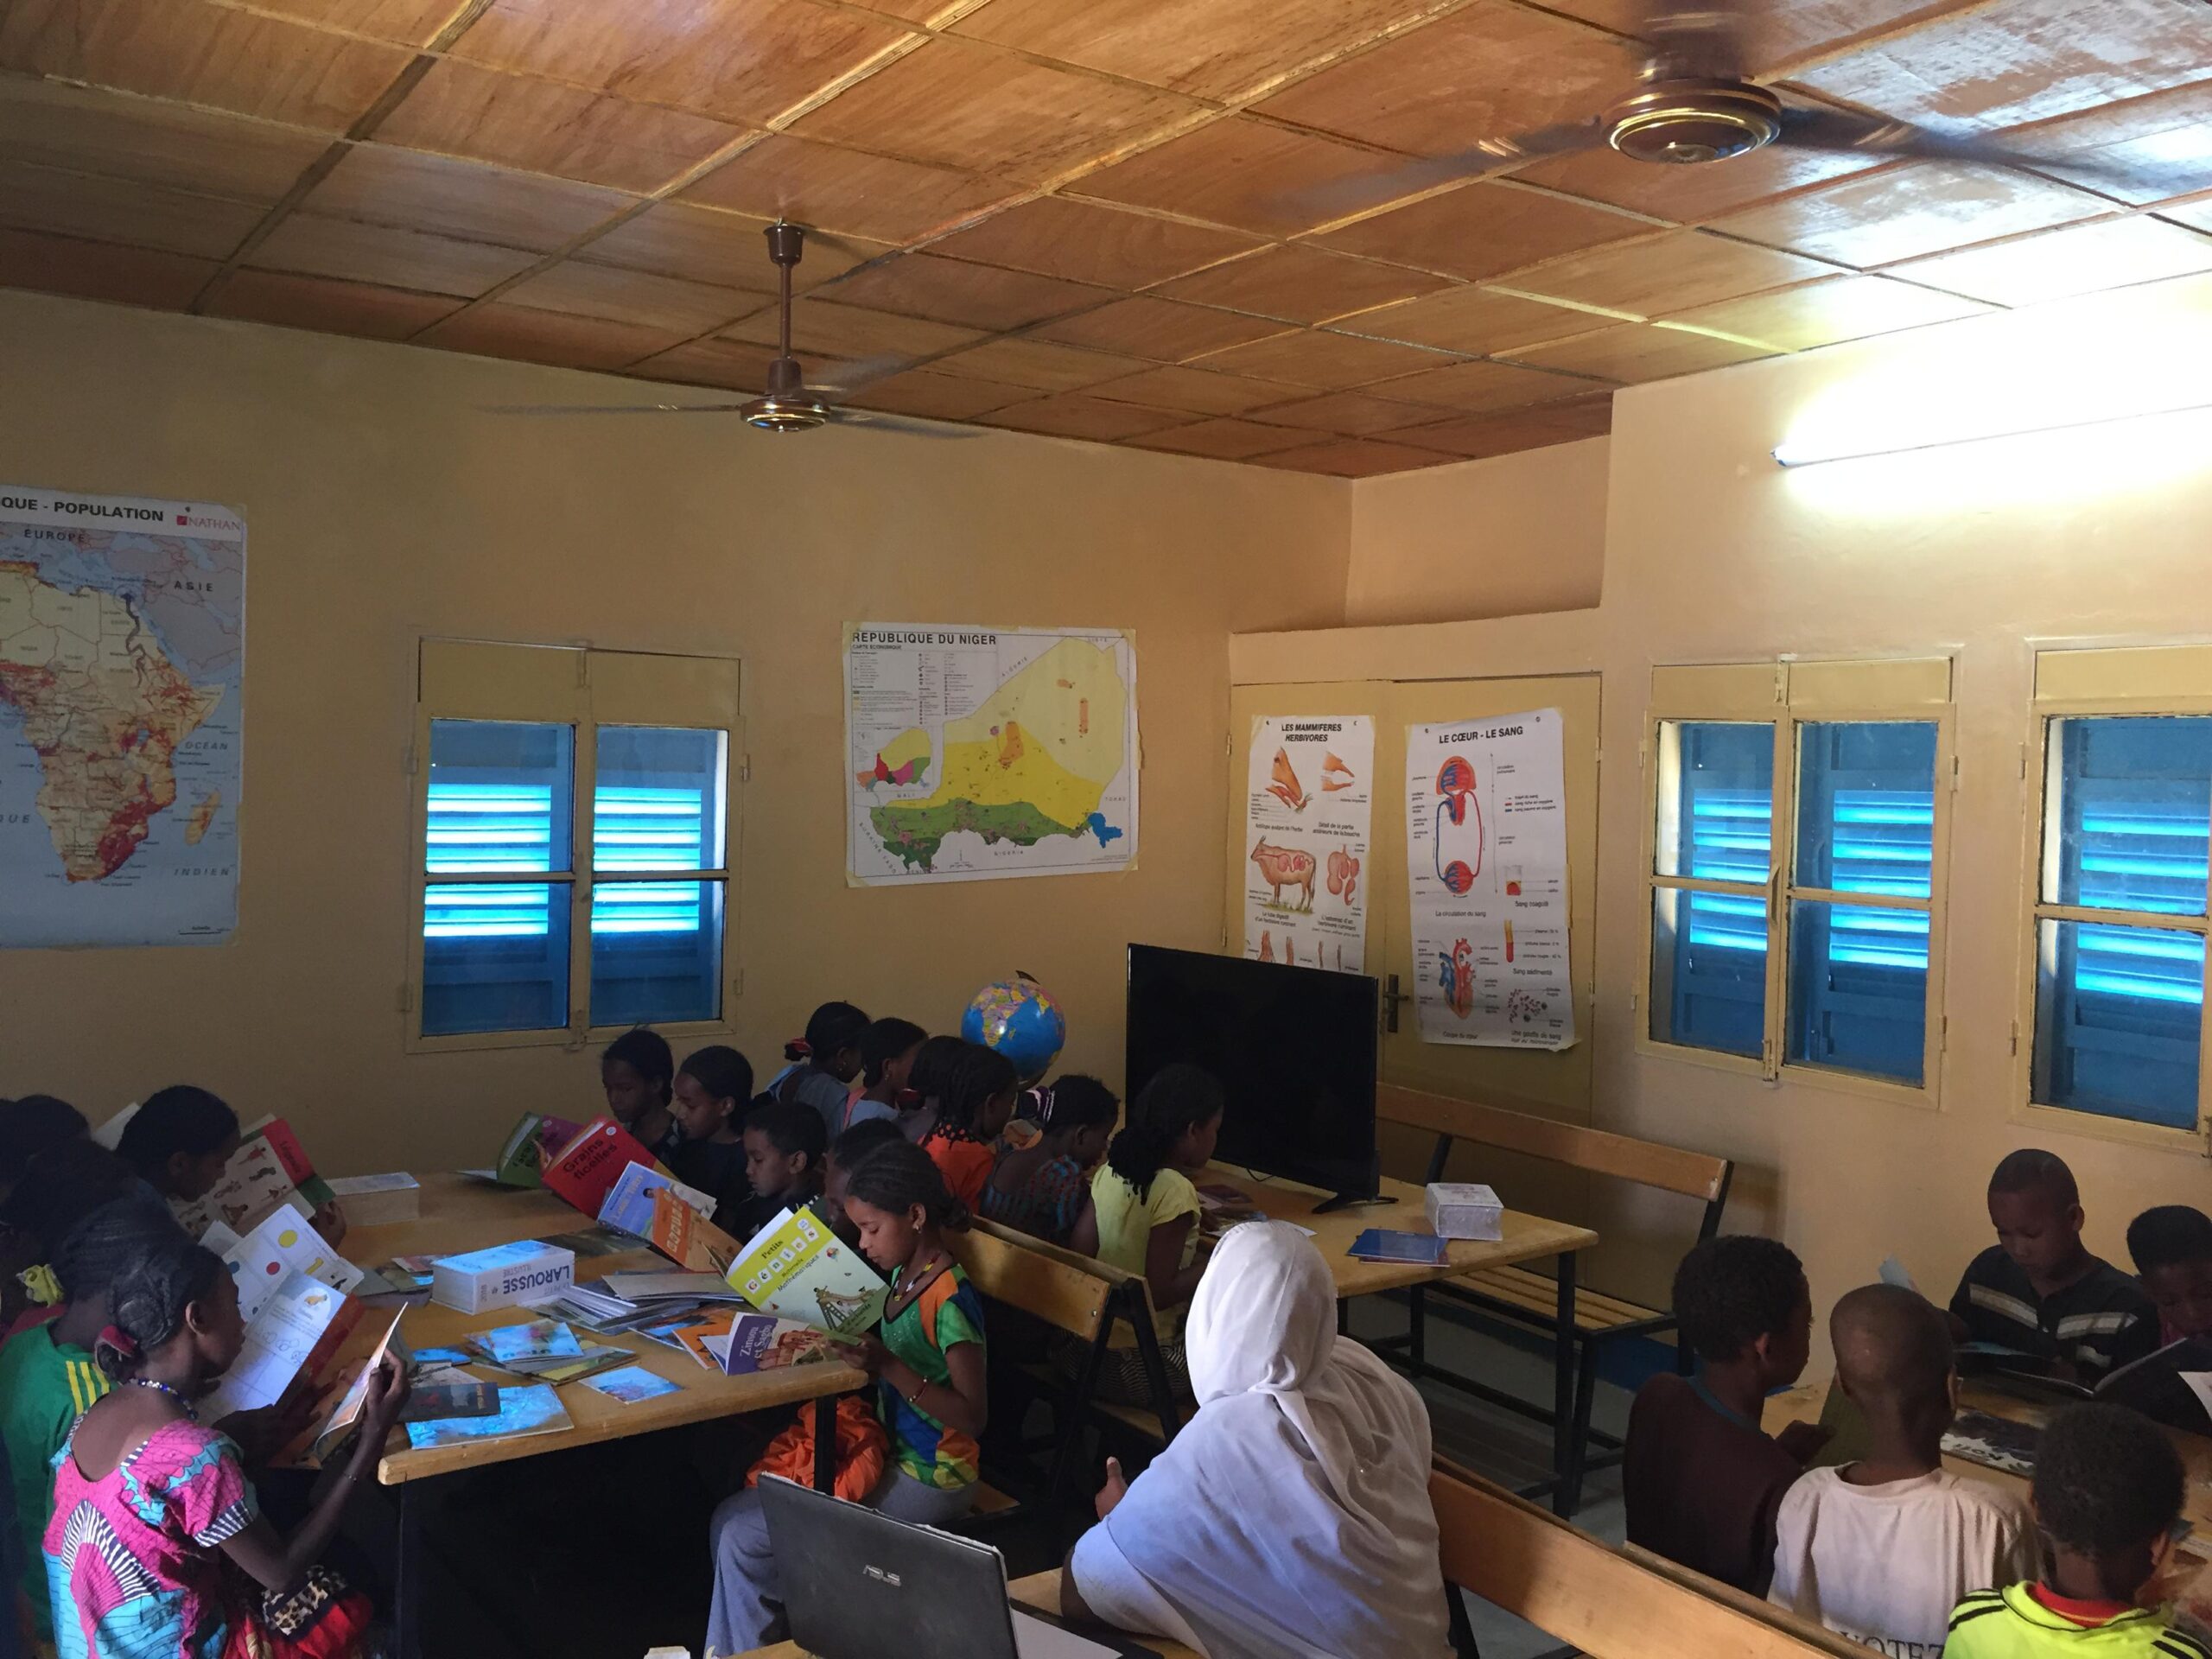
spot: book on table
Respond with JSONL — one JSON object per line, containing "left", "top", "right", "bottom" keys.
{"left": 724, "top": 1313, "right": 837, "bottom": 1376}
{"left": 1344, "top": 1228, "right": 1452, "bottom": 1266}
{"left": 493, "top": 1112, "right": 583, "bottom": 1188}
{"left": 721, "top": 1205, "right": 888, "bottom": 1337}
{"left": 404, "top": 1383, "right": 573, "bottom": 1451}
{"left": 596, "top": 1162, "right": 716, "bottom": 1239}
{"left": 540, "top": 1117, "right": 671, "bottom": 1218}
{"left": 646, "top": 1187, "right": 745, "bottom": 1274}
{"left": 327, "top": 1173, "right": 420, "bottom": 1227}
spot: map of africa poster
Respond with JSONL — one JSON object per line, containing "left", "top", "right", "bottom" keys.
{"left": 0, "top": 485, "right": 244, "bottom": 946}
{"left": 844, "top": 622, "right": 1137, "bottom": 886}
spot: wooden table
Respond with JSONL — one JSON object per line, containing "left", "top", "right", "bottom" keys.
{"left": 1216, "top": 1166, "right": 1600, "bottom": 1511}
{"left": 335, "top": 1175, "right": 864, "bottom": 1656}
{"left": 1764, "top": 1378, "right": 2212, "bottom": 1548}
{"left": 746, "top": 1569, "right": 1197, "bottom": 1659}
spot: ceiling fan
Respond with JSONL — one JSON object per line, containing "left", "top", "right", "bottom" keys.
{"left": 489, "top": 221, "right": 967, "bottom": 437}
{"left": 1296, "top": 0, "right": 2167, "bottom": 219}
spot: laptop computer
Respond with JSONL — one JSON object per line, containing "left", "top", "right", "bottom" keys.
{"left": 759, "top": 1475, "right": 1158, "bottom": 1659}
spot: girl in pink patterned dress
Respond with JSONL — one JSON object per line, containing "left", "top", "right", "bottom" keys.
{"left": 43, "top": 1229, "right": 407, "bottom": 1659}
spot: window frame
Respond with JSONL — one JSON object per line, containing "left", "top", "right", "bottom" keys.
{"left": 2015, "top": 644, "right": 2212, "bottom": 1152}
{"left": 404, "top": 639, "right": 746, "bottom": 1055}
{"left": 1637, "top": 658, "right": 1955, "bottom": 1105}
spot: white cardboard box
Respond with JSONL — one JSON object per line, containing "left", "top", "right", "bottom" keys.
{"left": 431, "top": 1240, "right": 575, "bottom": 1315}
{"left": 328, "top": 1173, "right": 421, "bottom": 1227}
{"left": 1425, "top": 1182, "right": 1503, "bottom": 1242}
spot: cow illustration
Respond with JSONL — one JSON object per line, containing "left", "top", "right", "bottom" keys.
{"left": 1250, "top": 838, "right": 1317, "bottom": 912}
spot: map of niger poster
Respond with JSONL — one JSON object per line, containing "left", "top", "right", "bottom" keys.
{"left": 844, "top": 623, "right": 1137, "bottom": 886}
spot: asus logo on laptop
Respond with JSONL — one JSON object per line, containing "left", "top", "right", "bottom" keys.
{"left": 862, "top": 1565, "right": 904, "bottom": 1588}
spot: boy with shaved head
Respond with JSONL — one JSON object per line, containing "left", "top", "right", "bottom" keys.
{"left": 1770, "top": 1285, "right": 2037, "bottom": 1657}
{"left": 1949, "top": 1149, "right": 2158, "bottom": 1382}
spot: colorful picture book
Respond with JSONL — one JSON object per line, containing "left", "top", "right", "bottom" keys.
{"left": 722, "top": 1206, "right": 887, "bottom": 1336}
{"left": 646, "top": 1188, "right": 743, "bottom": 1274}
{"left": 597, "top": 1162, "right": 715, "bottom": 1239}
{"left": 675, "top": 1313, "right": 738, "bottom": 1370}
{"left": 202, "top": 1270, "right": 360, "bottom": 1422}
{"left": 308, "top": 1309, "right": 408, "bottom": 1463}
{"left": 582, "top": 1365, "right": 683, "bottom": 1405}
{"left": 474, "top": 1320, "right": 584, "bottom": 1366}
{"left": 404, "top": 1384, "right": 572, "bottom": 1451}
{"left": 401, "top": 1382, "right": 499, "bottom": 1422}
{"left": 176, "top": 1116, "right": 335, "bottom": 1237}
{"left": 724, "top": 1313, "right": 836, "bottom": 1376}
{"left": 494, "top": 1112, "right": 583, "bottom": 1188}
{"left": 219, "top": 1204, "right": 363, "bottom": 1321}
{"left": 541, "top": 1117, "right": 668, "bottom": 1218}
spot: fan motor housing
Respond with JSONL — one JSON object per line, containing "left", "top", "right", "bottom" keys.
{"left": 742, "top": 397, "right": 830, "bottom": 432}
{"left": 1605, "top": 80, "right": 1783, "bottom": 164}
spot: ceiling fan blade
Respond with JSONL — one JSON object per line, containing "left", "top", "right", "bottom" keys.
{"left": 831, "top": 409, "right": 981, "bottom": 441}
{"left": 804, "top": 353, "right": 914, "bottom": 403}
{"left": 1281, "top": 120, "right": 1605, "bottom": 224}
{"left": 480, "top": 401, "right": 757, "bottom": 416}
{"left": 1777, "top": 105, "right": 2170, "bottom": 191}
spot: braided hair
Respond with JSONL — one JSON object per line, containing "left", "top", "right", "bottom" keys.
{"left": 859, "top": 1018, "right": 928, "bottom": 1090}
{"left": 1032, "top": 1074, "right": 1117, "bottom": 1139}
{"left": 1105, "top": 1064, "right": 1224, "bottom": 1203}
{"left": 94, "top": 1230, "right": 226, "bottom": 1381}
{"left": 934, "top": 1044, "right": 1016, "bottom": 1145}
{"left": 843, "top": 1138, "right": 968, "bottom": 1234}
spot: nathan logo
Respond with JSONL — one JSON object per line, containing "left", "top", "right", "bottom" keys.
{"left": 175, "top": 511, "right": 242, "bottom": 532}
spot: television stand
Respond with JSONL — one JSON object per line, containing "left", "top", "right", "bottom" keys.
{"left": 1313, "top": 1192, "right": 1398, "bottom": 1217}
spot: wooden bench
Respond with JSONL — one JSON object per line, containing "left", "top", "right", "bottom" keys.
{"left": 1431, "top": 1458, "right": 1860, "bottom": 1659}
{"left": 948, "top": 1219, "right": 1181, "bottom": 1510}
{"left": 1380, "top": 1083, "right": 1733, "bottom": 1516}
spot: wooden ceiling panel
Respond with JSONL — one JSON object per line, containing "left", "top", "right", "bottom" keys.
{"left": 1072, "top": 117, "right": 1413, "bottom": 238}
{"left": 0, "top": 226, "right": 218, "bottom": 308}
{"left": 628, "top": 336, "right": 784, "bottom": 391}
{"left": 1382, "top": 396, "right": 1612, "bottom": 458}
{"left": 1508, "top": 130, "right": 1885, "bottom": 225}
{"left": 720, "top": 297, "right": 982, "bottom": 363}
{"left": 1314, "top": 181, "right": 1648, "bottom": 282}
{"left": 245, "top": 212, "right": 543, "bottom": 295}
{"left": 1192, "top": 327, "right": 1456, "bottom": 388}
{"left": 1033, "top": 296, "right": 1289, "bottom": 362}
{"left": 226, "top": 0, "right": 459, "bottom": 48}
{"left": 947, "top": 0, "right": 1447, "bottom": 103}
{"left": 204, "top": 269, "right": 463, "bottom": 339}
{"left": 1249, "top": 435, "right": 1440, "bottom": 474}
{"left": 578, "top": 202, "right": 879, "bottom": 292}
{"left": 816, "top": 250, "right": 1106, "bottom": 329}
{"left": 1884, "top": 216, "right": 2212, "bottom": 308}
{"left": 1499, "top": 321, "right": 1775, "bottom": 381}
{"left": 680, "top": 135, "right": 1020, "bottom": 244}
{"left": 982, "top": 392, "right": 1193, "bottom": 442}
{"left": 1247, "top": 389, "right": 1445, "bottom": 435}
{"left": 1379, "top": 353, "right": 1605, "bottom": 411}
{"left": 377, "top": 60, "right": 745, "bottom": 193}
{"left": 1122, "top": 416, "right": 1310, "bottom": 459}
{"left": 2162, "top": 193, "right": 2212, "bottom": 236}
{"left": 1530, "top": 0, "right": 1982, "bottom": 79}
{"left": 302, "top": 146, "right": 637, "bottom": 251}
{"left": 788, "top": 38, "right": 1201, "bottom": 185}
{"left": 2006, "top": 80, "right": 2212, "bottom": 207}
{"left": 1150, "top": 243, "right": 1451, "bottom": 322}
{"left": 848, "top": 368, "right": 1039, "bottom": 420}
{"left": 924, "top": 197, "right": 1262, "bottom": 289}
{"left": 0, "top": 78, "right": 328, "bottom": 206}
{"left": 417, "top": 302, "right": 687, "bottom": 370}
{"left": 1349, "top": 283, "right": 1595, "bottom": 353}
{"left": 0, "top": 0, "right": 412, "bottom": 131}
{"left": 0, "top": 161, "right": 264, "bottom": 259}
{"left": 1255, "top": 3, "right": 1622, "bottom": 162}
{"left": 1089, "top": 364, "right": 1304, "bottom": 415}
{"left": 499, "top": 260, "right": 761, "bottom": 334}
{"left": 1797, "top": 0, "right": 2212, "bottom": 136}
{"left": 448, "top": 0, "right": 914, "bottom": 127}
{"left": 1660, "top": 273, "right": 1992, "bottom": 351}
{"left": 1503, "top": 230, "right": 1834, "bottom": 316}
{"left": 930, "top": 337, "right": 1154, "bottom": 391}
{"left": 1710, "top": 162, "right": 2110, "bottom": 268}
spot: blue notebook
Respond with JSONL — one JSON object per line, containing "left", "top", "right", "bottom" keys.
{"left": 1346, "top": 1229, "right": 1451, "bottom": 1265}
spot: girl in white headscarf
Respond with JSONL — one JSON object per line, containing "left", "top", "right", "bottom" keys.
{"left": 1061, "top": 1220, "right": 1456, "bottom": 1659}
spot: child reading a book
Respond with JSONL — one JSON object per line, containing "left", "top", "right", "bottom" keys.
{"left": 981, "top": 1074, "right": 1116, "bottom": 1246}
{"left": 707, "top": 1140, "right": 987, "bottom": 1655}
{"left": 765, "top": 1001, "right": 871, "bottom": 1136}
{"left": 2126, "top": 1205, "right": 2212, "bottom": 1345}
{"left": 899, "top": 1034, "right": 969, "bottom": 1145}
{"left": 1946, "top": 1403, "right": 2198, "bottom": 1659}
{"left": 669, "top": 1045, "right": 753, "bottom": 1227}
{"left": 1948, "top": 1149, "right": 2158, "bottom": 1382}
{"left": 1770, "top": 1284, "right": 2037, "bottom": 1651}
{"left": 823, "top": 1119, "right": 905, "bottom": 1248}
{"left": 846, "top": 1018, "right": 927, "bottom": 1131}
{"left": 727, "top": 1098, "right": 828, "bottom": 1242}
{"left": 601, "top": 1027, "right": 678, "bottom": 1159}
{"left": 918, "top": 1045, "right": 1018, "bottom": 1211}
{"left": 44, "top": 1229, "right": 410, "bottom": 1659}
{"left": 119, "top": 1086, "right": 346, "bottom": 1248}
{"left": 1623, "top": 1235, "right": 1823, "bottom": 1594}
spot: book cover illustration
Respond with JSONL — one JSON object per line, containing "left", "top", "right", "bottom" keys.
{"left": 473, "top": 1320, "right": 583, "bottom": 1365}
{"left": 404, "top": 1384, "right": 572, "bottom": 1451}
{"left": 308, "top": 1309, "right": 407, "bottom": 1462}
{"left": 675, "top": 1313, "right": 738, "bottom": 1370}
{"left": 724, "top": 1206, "right": 887, "bottom": 1336}
{"left": 724, "top": 1313, "right": 836, "bottom": 1376}
{"left": 495, "top": 1112, "right": 583, "bottom": 1187}
{"left": 1942, "top": 1408, "right": 2040, "bottom": 1477}
{"left": 401, "top": 1382, "right": 498, "bottom": 1422}
{"left": 223, "top": 1205, "right": 364, "bottom": 1320}
{"left": 597, "top": 1163, "right": 715, "bottom": 1239}
{"left": 582, "top": 1365, "right": 683, "bottom": 1405}
{"left": 646, "top": 1189, "right": 743, "bottom": 1275}
{"left": 202, "top": 1271, "right": 360, "bottom": 1422}
{"left": 541, "top": 1117, "right": 667, "bottom": 1217}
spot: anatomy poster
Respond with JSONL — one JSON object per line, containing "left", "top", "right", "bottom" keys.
{"left": 1404, "top": 709, "right": 1574, "bottom": 1048}
{"left": 1243, "top": 715, "right": 1372, "bottom": 974}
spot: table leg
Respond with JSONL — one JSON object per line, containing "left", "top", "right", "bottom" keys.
{"left": 1552, "top": 1250, "right": 1577, "bottom": 1516}
{"left": 394, "top": 1481, "right": 421, "bottom": 1659}
{"left": 814, "top": 1394, "right": 837, "bottom": 1492}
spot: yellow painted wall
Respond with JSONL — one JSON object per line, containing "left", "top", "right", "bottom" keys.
{"left": 1250, "top": 272, "right": 2212, "bottom": 1321}
{"left": 0, "top": 289, "right": 1351, "bottom": 1177}
{"left": 1344, "top": 436, "right": 1607, "bottom": 626}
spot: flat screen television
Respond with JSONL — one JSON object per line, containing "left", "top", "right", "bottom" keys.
{"left": 1124, "top": 943, "right": 1381, "bottom": 1211}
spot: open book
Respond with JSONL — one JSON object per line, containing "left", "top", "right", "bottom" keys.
{"left": 2096, "top": 1334, "right": 2212, "bottom": 1431}
{"left": 722, "top": 1205, "right": 887, "bottom": 1337}
{"left": 176, "top": 1117, "right": 337, "bottom": 1237}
